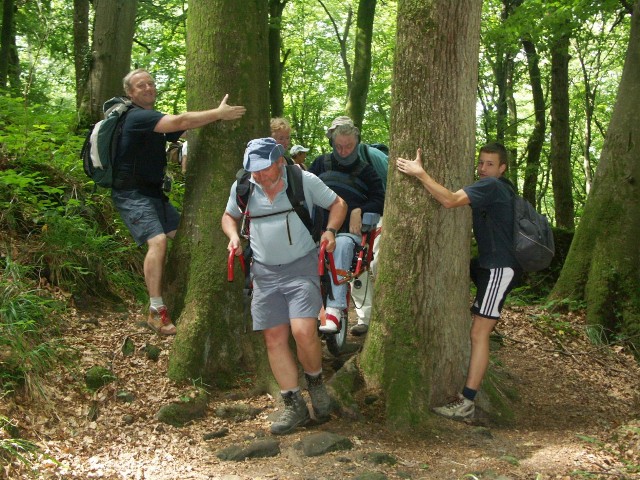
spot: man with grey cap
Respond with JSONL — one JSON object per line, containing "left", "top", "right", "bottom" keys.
{"left": 290, "top": 144, "right": 310, "bottom": 170}
{"left": 309, "top": 116, "right": 385, "bottom": 335}
{"left": 222, "top": 137, "right": 347, "bottom": 435}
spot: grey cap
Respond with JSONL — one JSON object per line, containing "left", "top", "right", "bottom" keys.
{"left": 243, "top": 138, "right": 285, "bottom": 172}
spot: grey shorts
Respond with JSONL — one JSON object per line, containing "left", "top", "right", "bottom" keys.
{"left": 251, "top": 252, "right": 322, "bottom": 331}
{"left": 111, "top": 189, "right": 180, "bottom": 246}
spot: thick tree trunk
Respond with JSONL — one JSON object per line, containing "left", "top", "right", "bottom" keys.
{"left": 345, "top": 0, "right": 376, "bottom": 130}
{"left": 550, "top": 32, "right": 574, "bottom": 229}
{"left": 84, "top": 0, "right": 137, "bottom": 123}
{"left": 521, "top": 39, "right": 546, "bottom": 209}
{"left": 268, "top": 0, "right": 288, "bottom": 118}
{"left": 73, "top": 0, "right": 90, "bottom": 112}
{"left": 165, "top": 0, "right": 272, "bottom": 387}
{"left": 551, "top": 0, "right": 640, "bottom": 352}
{"left": 361, "top": 0, "right": 481, "bottom": 430}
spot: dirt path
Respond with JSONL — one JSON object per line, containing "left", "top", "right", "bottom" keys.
{"left": 2, "top": 303, "right": 639, "bottom": 479}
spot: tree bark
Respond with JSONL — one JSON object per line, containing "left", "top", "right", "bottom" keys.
{"left": 521, "top": 38, "right": 546, "bottom": 209}
{"left": 0, "top": 0, "right": 19, "bottom": 92}
{"left": 83, "top": 0, "right": 138, "bottom": 123}
{"left": 361, "top": 0, "right": 481, "bottom": 430}
{"left": 551, "top": 0, "right": 640, "bottom": 352}
{"left": 550, "top": 31, "right": 574, "bottom": 229}
{"left": 346, "top": 0, "right": 376, "bottom": 130}
{"left": 268, "top": 0, "right": 288, "bottom": 118}
{"left": 165, "top": 0, "right": 272, "bottom": 388}
{"left": 73, "top": 0, "right": 90, "bottom": 111}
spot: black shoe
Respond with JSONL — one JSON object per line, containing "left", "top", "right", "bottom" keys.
{"left": 270, "top": 390, "right": 310, "bottom": 435}
{"left": 350, "top": 323, "right": 369, "bottom": 336}
{"left": 305, "top": 373, "right": 333, "bottom": 422}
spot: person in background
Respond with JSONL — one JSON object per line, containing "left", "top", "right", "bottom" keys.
{"left": 290, "top": 144, "right": 310, "bottom": 170}
{"left": 270, "top": 117, "right": 293, "bottom": 165}
{"left": 396, "top": 142, "right": 522, "bottom": 421}
{"left": 112, "top": 68, "right": 246, "bottom": 335}
{"left": 222, "top": 138, "right": 347, "bottom": 435}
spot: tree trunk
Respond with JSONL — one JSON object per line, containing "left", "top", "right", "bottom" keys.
{"left": 83, "top": 0, "right": 138, "bottom": 123}
{"left": 0, "top": 0, "right": 19, "bottom": 92}
{"left": 345, "top": 0, "right": 376, "bottom": 130}
{"left": 550, "top": 31, "right": 574, "bottom": 229}
{"left": 73, "top": 0, "right": 90, "bottom": 111}
{"left": 268, "top": 0, "right": 288, "bottom": 118}
{"left": 551, "top": 0, "right": 640, "bottom": 352}
{"left": 521, "top": 38, "right": 546, "bottom": 209}
{"left": 361, "top": 0, "right": 481, "bottom": 430}
{"left": 165, "top": 0, "right": 272, "bottom": 388}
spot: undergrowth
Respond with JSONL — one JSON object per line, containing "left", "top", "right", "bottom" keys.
{"left": 0, "top": 94, "right": 147, "bottom": 472}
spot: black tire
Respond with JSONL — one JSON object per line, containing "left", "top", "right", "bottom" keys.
{"left": 325, "top": 307, "right": 348, "bottom": 357}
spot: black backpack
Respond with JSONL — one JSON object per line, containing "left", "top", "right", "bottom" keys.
{"left": 80, "top": 97, "right": 136, "bottom": 188}
{"left": 235, "top": 165, "right": 322, "bottom": 243}
{"left": 500, "top": 179, "right": 555, "bottom": 272}
{"left": 318, "top": 155, "right": 369, "bottom": 201}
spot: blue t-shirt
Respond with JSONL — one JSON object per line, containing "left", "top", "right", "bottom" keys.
{"left": 463, "top": 176, "right": 518, "bottom": 269}
{"left": 225, "top": 170, "right": 337, "bottom": 266}
{"left": 115, "top": 107, "right": 183, "bottom": 197}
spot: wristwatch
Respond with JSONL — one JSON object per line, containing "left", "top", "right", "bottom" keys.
{"left": 327, "top": 228, "right": 338, "bottom": 236}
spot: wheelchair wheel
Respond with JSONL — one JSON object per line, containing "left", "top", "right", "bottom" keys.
{"left": 324, "top": 307, "right": 348, "bottom": 357}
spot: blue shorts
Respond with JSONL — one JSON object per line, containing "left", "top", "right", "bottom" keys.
{"left": 470, "top": 260, "right": 521, "bottom": 320}
{"left": 111, "top": 189, "right": 180, "bottom": 246}
{"left": 250, "top": 252, "right": 322, "bottom": 331}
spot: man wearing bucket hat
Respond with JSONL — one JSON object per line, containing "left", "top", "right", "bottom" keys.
{"left": 222, "top": 137, "right": 347, "bottom": 435}
{"left": 309, "top": 116, "right": 385, "bottom": 336}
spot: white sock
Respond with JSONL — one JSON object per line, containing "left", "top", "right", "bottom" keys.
{"left": 150, "top": 297, "right": 164, "bottom": 310}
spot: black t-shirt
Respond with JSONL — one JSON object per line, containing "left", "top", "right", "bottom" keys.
{"left": 463, "top": 176, "right": 518, "bottom": 269}
{"left": 115, "top": 107, "right": 183, "bottom": 197}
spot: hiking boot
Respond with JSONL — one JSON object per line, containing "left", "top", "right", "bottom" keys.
{"left": 319, "top": 307, "right": 340, "bottom": 333}
{"left": 350, "top": 323, "right": 369, "bottom": 336}
{"left": 432, "top": 394, "right": 475, "bottom": 421}
{"left": 305, "top": 373, "right": 333, "bottom": 422}
{"left": 147, "top": 306, "right": 176, "bottom": 336}
{"left": 270, "top": 390, "right": 310, "bottom": 435}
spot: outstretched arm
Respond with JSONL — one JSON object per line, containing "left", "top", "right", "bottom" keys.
{"left": 155, "top": 94, "right": 246, "bottom": 133}
{"left": 396, "top": 148, "right": 470, "bottom": 209}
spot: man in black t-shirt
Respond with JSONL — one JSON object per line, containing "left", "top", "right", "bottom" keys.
{"left": 397, "top": 142, "right": 521, "bottom": 421}
{"left": 112, "top": 69, "right": 246, "bottom": 335}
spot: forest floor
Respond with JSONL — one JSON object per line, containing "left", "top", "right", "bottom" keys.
{"left": 2, "top": 297, "right": 640, "bottom": 480}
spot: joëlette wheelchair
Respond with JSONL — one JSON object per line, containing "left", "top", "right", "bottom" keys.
{"left": 227, "top": 212, "right": 381, "bottom": 357}
{"left": 318, "top": 212, "right": 381, "bottom": 356}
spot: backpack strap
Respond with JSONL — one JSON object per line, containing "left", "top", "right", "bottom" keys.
{"left": 234, "top": 166, "right": 320, "bottom": 242}
{"left": 235, "top": 168, "right": 254, "bottom": 239}
{"left": 284, "top": 165, "right": 314, "bottom": 237}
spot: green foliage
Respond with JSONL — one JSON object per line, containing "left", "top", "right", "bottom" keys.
{"left": 0, "top": 257, "right": 64, "bottom": 398}
{"left": 0, "top": 94, "right": 146, "bottom": 302}
{"left": 280, "top": 0, "right": 396, "bottom": 154}
{"left": 478, "top": 0, "right": 630, "bottom": 224}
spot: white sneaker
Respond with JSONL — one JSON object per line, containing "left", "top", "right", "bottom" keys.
{"left": 432, "top": 394, "right": 475, "bottom": 420}
{"left": 319, "top": 308, "right": 340, "bottom": 333}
